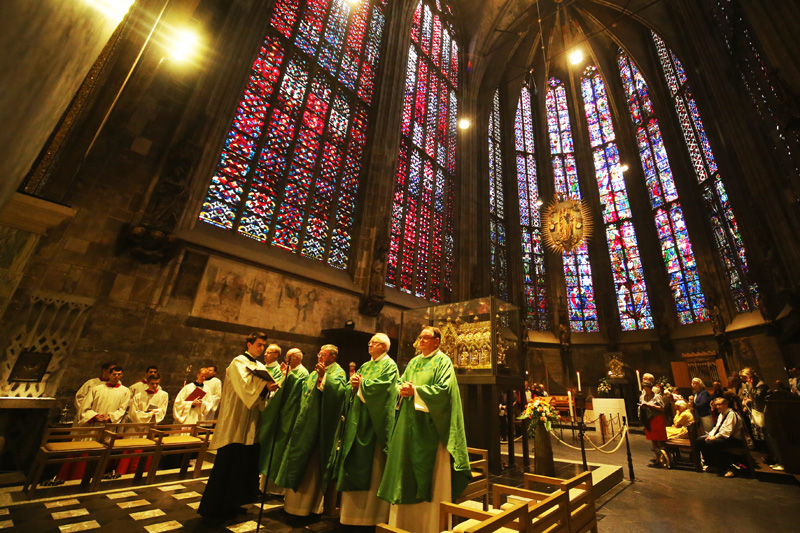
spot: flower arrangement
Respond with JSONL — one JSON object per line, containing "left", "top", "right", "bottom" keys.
{"left": 597, "top": 377, "right": 611, "bottom": 396}
{"left": 655, "top": 376, "right": 673, "bottom": 394}
{"left": 518, "top": 399, "right": 560, "bottom": 437}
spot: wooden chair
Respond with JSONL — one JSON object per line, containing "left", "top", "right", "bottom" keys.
{"left": 491, "top": 484, "right": 569, "bottom": 532}
{"left": 664, "top": 422, "right": 702, "bottom": 471}
{"left": 376, "top": 501, "right": 529, "bottom": 533}
{"left": 523, "top": 471, "right": 597, "bottom": 533}
{"left": 457, "top": 447, "right": 489, "bottom": 510}
{"left": 90, "top": 423, "right": 158, "bottom": 491}
{"left": 24, "top": 426, "right": 108, "bottom": 495}
{"left": 146, "top": 423, "right": 211, "bottom": 484}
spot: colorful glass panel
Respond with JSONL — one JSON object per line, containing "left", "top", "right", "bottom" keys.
{"left": 515, "top": 86, "right": 548, "bottom": 329}
{"left": 199, "top": 0, "right": 389, "bottom": 270}
{"left": 618, "top": 51, "right": 708, "bottom": 324}
{"left": 547, "top": 78, "right": 598, "bottom": 332}
{"left": 489, "top": 89, "right": 509, "bottom": 301}
{"left": 387, "top": 0, "right": 458, "bottom": 301}
{"left": 581, "top": 66, "right": 652, "bottom": 330}
{"left": 652, "top": 32, "right": 758, "bottom": 312}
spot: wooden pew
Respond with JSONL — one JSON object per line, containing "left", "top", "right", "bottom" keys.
{"left": 456, "top": 447, "right": 489, "bottom": 511}
{"left": 523, "top": 470, "right": 597, "bottom": 533}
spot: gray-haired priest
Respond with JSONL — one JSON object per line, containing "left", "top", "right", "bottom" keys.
{"left": 198, "top": 332, "right": 278, "bottom": 522}
{"left": 337, "top": 333, "right": 398, "bottom": 526}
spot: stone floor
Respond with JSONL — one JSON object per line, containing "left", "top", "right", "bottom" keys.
{"left": 1, "top": 431, "right": 798, "bottom": 532}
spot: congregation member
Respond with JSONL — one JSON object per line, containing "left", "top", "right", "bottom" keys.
{"left": 348, "top": 361, "right": 357, "bottom": 379}
{"left": 128, "top": 372, "right": 168, "bottom": 425}
{"left": 128, "top": 365, "right": 159, "bottom": 396}
{"left": 174, "top": 366, "right": 212, "bottom": 426}
{"left": 741, "top": 367, "right": 770, "bottom": 450}
{"left": 337, "top": 333, "right": 398, "bottom": 527}
{"left": 690, "top": 378, "right": 713, "bottom": 433}
{"left": 74, "top": 361, "right": 115, "bottom": 412}
{"left": 276, "top": 344, "right": 347, "bottom": 517}
{"left": 203, "top": 364, "right": 222, "bottom": 421}
{"left": 198, "top": 332, "right": 278, "bottom": 521}
{"left": 697, "top": 396, "right": 747, "bottom": 477}
{"left": 639, "top": 379, "right": 667, "bottom": 466}
{"left": 377, "top": 327, "right": 471, "bottom": 533}
{"left": 76, "top": 365, "right": 131, "bottom": 427}
{"left": 666, "top": 400, "right": 694, "bottom": 440}
{"left": 258, "top": 347, "right": 309, "bottom": 486}
{"left": 789, "top": 367, "right": 799, "bottom": 396}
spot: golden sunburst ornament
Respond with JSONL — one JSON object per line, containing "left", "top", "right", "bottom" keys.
{"left": 542, "top": 197, "right": 593, "bottom": 253}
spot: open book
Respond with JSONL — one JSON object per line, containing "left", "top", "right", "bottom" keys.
{"left": 184, "top": 387, "right": 207, "bottom": 402}
{"left": 249, "top": 367, "right": 281, "bottom": 386}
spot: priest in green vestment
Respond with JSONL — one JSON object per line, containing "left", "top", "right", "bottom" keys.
{"left": 258, "top": 347, "right": 308, "bottom": 483}
{"left": 377, "top": 326, "right": 471, "bottom": 533}
{"left": 337, "top": 333, "right": 399, "bottom": 526}
{"left": 276, "top": 344, "right": 348, "bottom": 517}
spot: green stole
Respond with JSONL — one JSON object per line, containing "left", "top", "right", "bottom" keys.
{"left": 275, "top": 362, "right": 347, "bottom": 490}
{"left": 257, "top": 364, "right": 309, "bottom": 479}
{"left": 337, "top": 355, "right": 399, "bottom": 492}
{"left": 377, "top": 350, "right": 472, "bottom": 504}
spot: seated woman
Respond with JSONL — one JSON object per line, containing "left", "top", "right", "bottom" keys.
{"left": 666, "top": 400, "right": 694, "bottom": 440}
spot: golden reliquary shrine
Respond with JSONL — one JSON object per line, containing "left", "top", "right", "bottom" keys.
{"left": 399, "top": 297, "right": 523, "bottom": 380}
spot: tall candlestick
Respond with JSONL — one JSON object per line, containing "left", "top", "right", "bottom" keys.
{"left": 567, "top": 390, "right": 575, "bottom": 419}
{"left": 636, "top": 370, "right": 642, "bottom": 391}
{"left": 577, "top": 371, "right": 582, "bottom": 392}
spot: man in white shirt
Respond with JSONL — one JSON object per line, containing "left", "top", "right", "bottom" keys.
{"left": 129, "top": 366, "right": 159, "bottom": 397}
{"left": 198, "top": 332, "right": 279, "bottom": 521}
{"left": 698, "top": 396, "right": 747, "bottom": 477}
{"left": 174, "top": 367, "right": 212, "bottom": 426}
{"left": 203, "top": 364, "right": 222, "bottom": 420}
{"left": 76, "top": 366, "right": 131, "bottom": 426}
{"left": 128, "top": 373, "right": 168, "bottom": 425}
{"left": 74, "top": 361, "right": 114, "bottom": 412}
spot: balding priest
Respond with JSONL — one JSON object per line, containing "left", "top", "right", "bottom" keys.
{"left": 198, "top": 332, "right": 279, "bottom": 521}
{"left": 377, "top": 326, "right": 472, "bottom": 533}
{"left": 337, "top": 332, "right": 398, "bottom": 527}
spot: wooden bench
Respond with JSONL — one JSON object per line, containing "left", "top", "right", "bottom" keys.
{"left": 377, "top": 501, "right": 529, "bottom": 533}
{"left": 146, "top": 423, "right": 212, "bottom": 484}
{"left": 457, "top": 447, "right": 489, "bottom": 511}
{"left": 90, "top": 423, "right": 158, "bottom": 491}
{"left": 491, "top": 484, "right": 570, "bottom": 532}
{"left": 664, "top": 422, "right": 701, "bottom": 471}
{"left": 24, "top": 426, "right": 108, "bottom": 495}
{"left": 523, "top": 471, "right": 597, "bottom": 533}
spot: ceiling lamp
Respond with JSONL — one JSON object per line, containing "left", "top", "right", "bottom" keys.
{"left": 568, "top": 48, "right": 584, "bottom": 65}
{"left": 458, "top": 118, "right": 472, "bottom": 130}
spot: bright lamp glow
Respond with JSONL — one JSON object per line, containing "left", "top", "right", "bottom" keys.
{"left": 85, "top": 0, "right": 135, "bottom": 23}
{"left": 345, "top": 0, "right": 360, "bottom": 5}
{"left": 167, "top": 28, "right": 199, "bottom": 62}
{"left": 568, "top": 48, "right": 584, "bottom": 65}
{"left": 458, "top": 118, "right": 472, "bottom": 130}
{"left": 619, "top": 164, "right": 629, "bottom": 172}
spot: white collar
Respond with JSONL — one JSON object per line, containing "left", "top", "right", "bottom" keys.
{"left": 421, "top": 348, "right": 439, "bottom": 359}
{"left": 371, "top": 352, "right": 389, "bottom": 362}
{"left": 266, "top": 361, "right": 279, "bottom": 368}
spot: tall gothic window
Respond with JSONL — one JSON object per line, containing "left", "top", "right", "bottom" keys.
{"left": 618, "top": 51, "right": 708, "bottom": 324}
{"left": 547, "top": 77, "right": 598, "bottom": 332}
{"left": 653, "top": 32, "right": 758, "bottom": 312}
{"left": 580, "top": 66, "right": 653, "bottom": 330}
{"left": 489, "top": 89, "right": 509, "bottom": 300}
{"left": 198, "top": 0, "right": 388, "bottom": 269}
{"left": 515, "top": 85, "right": 548, "bottom": 329}
{"left": 386, "top": 0, "right": 458, "bottom": 301}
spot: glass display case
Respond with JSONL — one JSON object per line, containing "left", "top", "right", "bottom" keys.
{"left": 399, "top": 296, "right": 523, "bottom": 383}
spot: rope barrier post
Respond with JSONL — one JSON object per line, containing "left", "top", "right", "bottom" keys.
{"left": 578, "top": 395, "right": 588, "bottom": 472}
{"left": 623, "top": 416, "right": 635, "bottom": 481}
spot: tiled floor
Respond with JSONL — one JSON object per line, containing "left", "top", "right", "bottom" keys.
{"left": 2, "top": 432, "right": 798, "bottom": 532}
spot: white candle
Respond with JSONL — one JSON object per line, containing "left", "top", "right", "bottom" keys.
{"left": 577, "top": 371, "right": 582, "bottom": 392}
{"left": 567, "top": 390, "right": 575, "bottom": 419}
{"left": 636, "top": 370, "right": 642, "bottom": 391}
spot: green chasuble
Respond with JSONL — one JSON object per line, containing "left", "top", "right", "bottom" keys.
{"left": 258, "top": 364, "right": 309, "bottom": 479}
{"left": 337, "top": 354, "right": 399, "bottom": 492}
{"left": 275, "top": 362, "right": 347, "bottom": 490}
{"left": 377, "top": 349, "right": 471, "bottom": 504}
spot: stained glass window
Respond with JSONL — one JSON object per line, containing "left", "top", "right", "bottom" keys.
{"left": 198, "top": 0, "right": 388, "bottom": 269}
{"left": 653, "top": 32, "right": 758, "bottom": 312}
{"left": 618, "top": 51, "right": 708, "bottom": 324}
{"left": 580, "top": 66, "right": 652, "bottom": 331}
{"left": 489, "top": 89, "right": 509, "bottom": 301}
{"left": 547, "top": 78, "right": 598, "bottom": 332}
{"left": 386, "top": 0, "right": 458, "bottom": 301}
{"left": 515, "top": 85, "right": 548, "bottom": 329}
